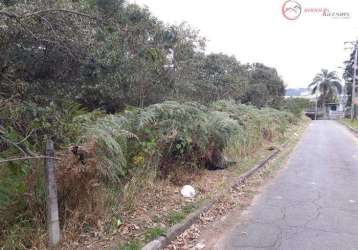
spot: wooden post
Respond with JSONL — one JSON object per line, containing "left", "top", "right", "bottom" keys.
{"left": 45, "top": 139, "right": 60, "bottom": 247}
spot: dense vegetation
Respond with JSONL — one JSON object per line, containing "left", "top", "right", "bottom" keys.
{"left": 0, "top": 0, "right": 305, "bottom": 248}
{"left": 0, "top": 99, "right": 299, "bottom": 248}
{"left": 281, "top": 97, "right": 312, "bottom": 117}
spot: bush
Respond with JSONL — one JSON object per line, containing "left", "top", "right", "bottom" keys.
{"left": 77, "top": 99, "right": 297, "bottom": 175}
{"left": 211, "top": 100, "right": 296, "bottom": 158}
{"left": 0, "top": 100, "right": 299, "bottom": 247}
{"left": 282, "top": 97, "right": 313, "bottom": 117}
{"left": 133, "top": 101, "right": 241, "bottom": 172}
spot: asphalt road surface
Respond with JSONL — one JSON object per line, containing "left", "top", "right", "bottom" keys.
{"left": 216, "top": 121, "right": 358, "bottom": 250}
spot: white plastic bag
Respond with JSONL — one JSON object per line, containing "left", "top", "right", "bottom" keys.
{"left": 180, "top": 185, "right": 196, "bottom": 198}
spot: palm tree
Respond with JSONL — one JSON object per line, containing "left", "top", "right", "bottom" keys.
{"left": 309, "top": 69, "right": 342, "bottom": 115}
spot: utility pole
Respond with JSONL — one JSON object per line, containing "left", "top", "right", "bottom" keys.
{"left": 351, "top": 42, "right": 358, "bottom": 120}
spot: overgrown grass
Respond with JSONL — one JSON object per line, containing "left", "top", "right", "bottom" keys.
{"left": 144, "top": 227, "right": 166, "bottom": 241}
{"left": 182, "top": 202, "right": 200, "bottom": 214}
{"left": 117, "top": 241, "right": 142, "bottom": 250}
{"left": 340, "top": 118, "right": 358, "bottom": 130}
{"left": 0, "top": 100, "right": 300, "bottom": 248}
{"left": 166, "top": 211, "right": 186, "bottom": 226}
{"left": 166, "top": 202, "right": 201, "bottom": 226}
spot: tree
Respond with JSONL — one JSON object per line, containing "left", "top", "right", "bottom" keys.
{"left": 0, "top": 0, "right": 290, "bottom": 152}
{"left": 343, "top": 47, "right": 357, "bottom": 107}
{"left": 184, "top": 53, "right": 248, "bottom": 104}
{"left": 309, "top": 69, "right": 342, "bottom": 110}
{"left": 242, "top": 63, "right": 285, "bottom": 108}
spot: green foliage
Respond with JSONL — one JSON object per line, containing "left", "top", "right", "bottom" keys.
{"left": 0, "top": 99, "right": 298, "bottom": 247}
{"left": 207, "top": 110, "right": 242, "bottom": 148}
{"left": 144, "top": 227, "right": 166, "bottom": 241}
{"left": 243, "top": 63, "right": 285, "bottom": 108}
{"left": 79, "top": 114, "right": 137, "bottom": 181}
{"left": 0, "top": 0, "right": 296, "bottom": 246}
{"left": 0, "top": 100, "right": 88, "bottom": 152}
{"left": 0, "top": 164, "right": 27, "bottom": 207}
{"left": 70, "top": 99, "right": 297, "bottom": 177}
{"left": 1, "top": 0, "right": 285, "bottom": 112}
{"left": 118, "top": 241, "right": 142, "bottom": 250}
{"left": 165, "top": 202, "right": 200, "bottom": 226}
{"left": 135, "top": 101, "right": 209, "bottom": 160}
{"left": 174, "top": 53, "right": 249, "bottom": 104}
{"left": 132, "top": 101, "right": 244, "bottom": 170}
{"left": 211, "top": 100, "right": 296, "bottom": 158}
{"left": 0, "top": 166, "right": 46, "bottom": 249}
{"left": 182, "top": 202, "right": 199, "bottom": 214}
{"left": 282, "top": 98, "right": 313, "bottom": 116}
{"left": 166, "top": 210, "right": 186, "bottom": 225}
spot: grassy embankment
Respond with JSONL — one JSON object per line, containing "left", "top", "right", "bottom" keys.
{"left": 340, "top": 118, "right": 358, "bottom": 131}
{"left": 0, "top": 100, "right": 306, "bottom": 249}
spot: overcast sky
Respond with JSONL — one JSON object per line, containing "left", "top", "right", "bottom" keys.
{"left": 131, "top": 0, "right": 358, "bottom": 88}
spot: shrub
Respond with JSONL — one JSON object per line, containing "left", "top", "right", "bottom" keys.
{"left": 282, "top": 97, "right": 313, "bottom": 117}
{"left": 211, "top": 100, "right": 297, "bottom": 159}
{"left": 0, "top": 99, "right": 299, "bottom": 247}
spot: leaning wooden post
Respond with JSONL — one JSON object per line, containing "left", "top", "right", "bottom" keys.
{"left": 45, "top": 139, "right": 60, "bottom": 247}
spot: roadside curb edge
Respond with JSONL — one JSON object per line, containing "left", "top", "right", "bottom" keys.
{"left": 141, "top": 146, "right": 284, "bottom": 250}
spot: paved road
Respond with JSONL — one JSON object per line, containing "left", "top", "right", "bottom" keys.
{"left": 216, "top": 121, "right": 358, "bottom": 250}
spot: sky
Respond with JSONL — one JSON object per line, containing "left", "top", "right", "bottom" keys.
{"left": 130, "top": 0, "right": 358, "bottom": 88}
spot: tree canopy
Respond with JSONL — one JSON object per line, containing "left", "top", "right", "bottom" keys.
{"left": 343, "top": 46, "right": 357, "bottom": 107}
{"left": 0, "top": 0, "right": 285, "bottom": 113}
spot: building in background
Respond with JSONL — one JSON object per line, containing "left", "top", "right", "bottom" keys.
{"left": 286, "top": 87, "right": 347, "bottom": 119}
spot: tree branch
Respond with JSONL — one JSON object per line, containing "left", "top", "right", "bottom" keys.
{"left": 15, "top": 129, "right": 36, "bottom": 145}
{"left": 0, "top": 133, "right": 38, "bottom": 157}
{"left": 0, "top": 135, "right": 28, "bottom": 156}
{"left": 0, "top": 9, "right": 94, "bottom": 20}
{"left": 0, "top": 156, "right": 61, "bottom": 164}
{"left": 25, "top": 9, "right": 95, "bottom": 19}
{"left": 0, "top": 10, "right": 18, "bottom": 18}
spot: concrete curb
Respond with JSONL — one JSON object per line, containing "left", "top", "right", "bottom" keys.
{"left": 142, "top": 146, "right": 283, "bottom": 250}
{"left": 142, "top": 201, "right": 213, "bottom": 250}
{"left": 235, "top": 149, "right": 280, "bottom": 186}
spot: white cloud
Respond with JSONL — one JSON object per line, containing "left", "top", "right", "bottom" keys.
{"left": 131, "top": 0, "right": 358, "bottom": 88}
